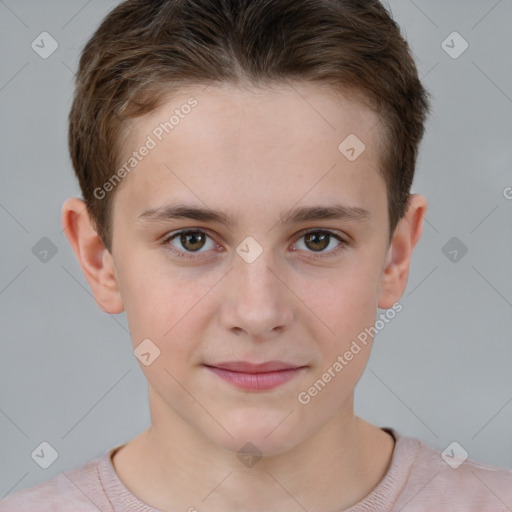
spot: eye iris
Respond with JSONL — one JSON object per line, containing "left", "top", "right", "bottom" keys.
{"left": 181, "top": 232, "right": 205, "bottom": 251}
{"left": 305, "top": 232, "right": 329, "bottom": 251}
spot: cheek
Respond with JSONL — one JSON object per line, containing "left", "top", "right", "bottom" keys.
{"left": 116, "top": 254, "right": 220, "bottom": 348}
{"left": 302, "top": 276, "right": 378, "bottom": 405}
{"left": 299, "top": 261, "right": 381, "bottom": 339}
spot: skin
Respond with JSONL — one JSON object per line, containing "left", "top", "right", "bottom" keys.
{"left": 62, "top": 81, "right": 427, "bottom": 512}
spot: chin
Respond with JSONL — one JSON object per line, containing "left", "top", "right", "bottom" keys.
{"left": 210, "top": 414, "right": 304, "bottom": 458}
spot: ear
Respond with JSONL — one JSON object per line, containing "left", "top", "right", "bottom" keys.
{"left": 377, "top": 194, "right": 427, "bottom": 309}
{"left": 61, "top": 197, "right": 124, "bottom": 314}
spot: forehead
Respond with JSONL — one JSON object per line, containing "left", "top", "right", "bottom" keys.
{"left": 113, "top": 81, "right": 386, "bottom": 228}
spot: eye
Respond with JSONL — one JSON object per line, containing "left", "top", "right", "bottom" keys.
{"left": 292, "top": 229, "right": 348, "bottom": 258}
{"left": 160, "top": 228, "right": 348, "bottom": 261}
{"left": 161, "top": 229, "right": 218, "bottom": 259}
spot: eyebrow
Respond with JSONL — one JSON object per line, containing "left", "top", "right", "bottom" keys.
{"left": 137, "top": 202, "right": 371, "bottom": 227}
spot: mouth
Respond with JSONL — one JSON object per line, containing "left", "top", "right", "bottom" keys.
{"left": 203, "top": 361, "right": 307, "bottom": 391}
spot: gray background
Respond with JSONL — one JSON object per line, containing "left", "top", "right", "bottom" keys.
{"left": 1, "top": 0, "right": 511, "bottom": 498}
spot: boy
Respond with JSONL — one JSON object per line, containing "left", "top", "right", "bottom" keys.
{"left": 3, "top": 0, "right": 511, "bottom": 510}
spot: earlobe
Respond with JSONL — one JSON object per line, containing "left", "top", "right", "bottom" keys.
{"left": 61, "top": 197, "right": 124, "bottom": 314}
{"left": 377, "top": 194, "right": 427, "bottom": 309}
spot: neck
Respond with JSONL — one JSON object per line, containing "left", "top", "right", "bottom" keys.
{"left": 112, "top": 404, "right": 394, "bottom": 512}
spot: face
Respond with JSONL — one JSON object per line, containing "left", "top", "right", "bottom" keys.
{"left": 107, "top": 82, "right": 393, "bottom": 455}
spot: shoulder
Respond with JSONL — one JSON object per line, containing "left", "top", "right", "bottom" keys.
{"left": 0, "top": 454, "right": 113, "bottom": 512}
{"left": 394, "top": 433, "right": 512, "bottom": 511}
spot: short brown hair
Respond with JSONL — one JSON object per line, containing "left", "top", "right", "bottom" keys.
{"left": 68, "top": 0, "right": 430, "bottom": 252}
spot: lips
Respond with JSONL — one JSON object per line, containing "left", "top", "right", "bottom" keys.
{"left": 203, "top": 361, "right": 306, "bottom": 391}
{"left": 205, "top": 361, "right": 302, "bottom": 373}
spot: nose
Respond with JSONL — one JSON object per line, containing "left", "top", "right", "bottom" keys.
{"left": 219, "top": 247, "right": 294, "bottom": 340}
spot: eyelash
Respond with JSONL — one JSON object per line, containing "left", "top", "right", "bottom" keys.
{"left": 160, "top": 228, "right": 349, "bottom": 261}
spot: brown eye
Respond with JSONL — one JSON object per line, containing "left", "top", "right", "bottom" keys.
{"left": 179, "top": 231, "right": 206, "bottom": 251}
{"left": 293, "top": 230, "right": 347, "bottom": 258}
{"left": 163, "top": 229, "right": 217, "bottom": 258}
{"left": 304, "top": 232, "right": 330, "bottom": 252}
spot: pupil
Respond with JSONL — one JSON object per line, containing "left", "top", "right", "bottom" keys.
{"left": 306, "top": 233, "right": 329, "bottom": 251}
{"left": 182, "top": 232, "right": 204, "bottom": 251}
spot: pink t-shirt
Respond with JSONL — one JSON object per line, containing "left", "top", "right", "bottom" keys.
{"left": 2, "top": 428, "right": 511, "bottom": 511}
